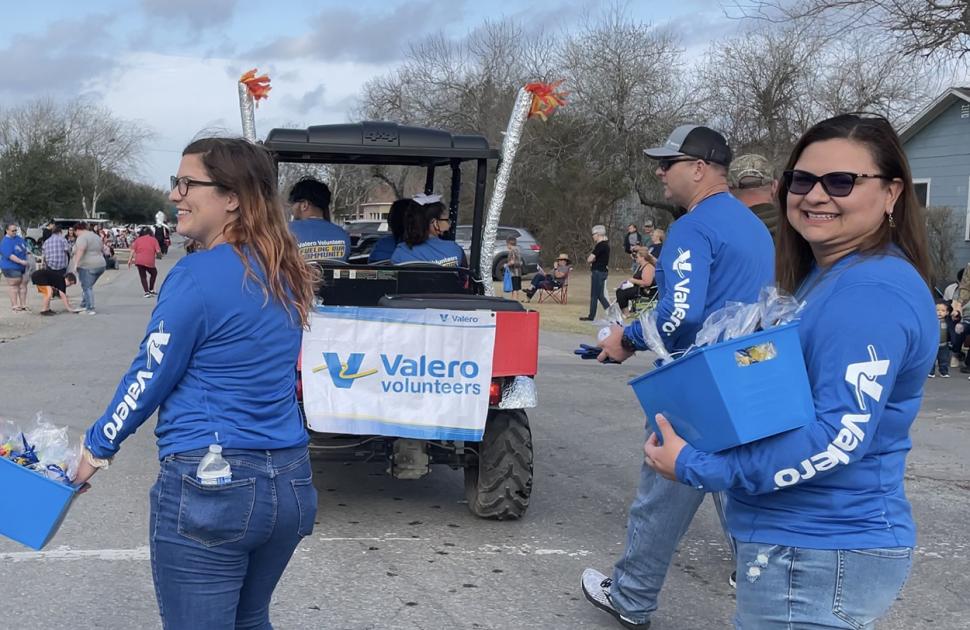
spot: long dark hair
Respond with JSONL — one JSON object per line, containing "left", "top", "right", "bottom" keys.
{"left": 402, "top": 200, "right": 446, "bottom": 247}
{"left": 775, "top": 114, "right": 932, "bottom": 293}
{"left": 387, "top": 198, "right": 410, "bottom": 243}
{"left": 182, "top": 137, "right": 314, "bottom": 327}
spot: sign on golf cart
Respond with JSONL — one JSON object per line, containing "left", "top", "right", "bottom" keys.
{"left": 302, "top": 306, "right": 496, "bottom": 441}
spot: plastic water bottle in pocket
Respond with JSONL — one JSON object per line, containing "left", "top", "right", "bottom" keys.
{"left": 196, "top": 444, "right": 232, "bottom": 485}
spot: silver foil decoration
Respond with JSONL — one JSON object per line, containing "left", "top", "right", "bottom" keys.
{"left": 481, "top": 87, "right": 533, "bottom": 295}
{"left": 238, "top": 82, "right": 257, "bottom": 143}
{"left": 497, "top": 375, "right": 538, "bottom": 409}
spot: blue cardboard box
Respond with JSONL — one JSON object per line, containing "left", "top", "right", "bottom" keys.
{"left": 0, "top": 457, "right": 77, "bottom": 549}
{"left": 629, "top": 322, "right": 815, "bottom": 453}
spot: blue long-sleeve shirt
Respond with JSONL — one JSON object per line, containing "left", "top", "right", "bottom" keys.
{"left": 85, "top": 244, "right": 308, "bottom": 459}
{"left": 675, "top": 251, "right": 937, "bottom": 549}
{"left": 626, "top": 192, "right": 774, "bottom": 352}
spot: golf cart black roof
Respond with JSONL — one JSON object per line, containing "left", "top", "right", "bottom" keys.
{"left": 263, "top": 121, "right": 498, "bottom": 166}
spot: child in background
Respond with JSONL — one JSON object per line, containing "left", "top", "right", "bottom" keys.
{"left": 930, "top": 301, "right": 955, "bottom": 378}
{"left": 505, "top": 236, "right": 523, "bottom": 300}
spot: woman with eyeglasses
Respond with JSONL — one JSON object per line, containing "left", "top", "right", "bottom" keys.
{"left": 391, "top": 197, "right": 467, "bottom": 267}
{"left": 1, "top": 223, "right": 30, "bottom": 311}
{"left": 643, "top": 114, "right": 937, "bottom": 628}
{"left": 73, "top": 137, "right": 317, "bottom": 629}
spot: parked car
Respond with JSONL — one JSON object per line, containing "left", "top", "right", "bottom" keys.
{"left": 343, "top": 220, "right": 388, "bottom": 262}
{"left": 456, "top": 225, "right": 541, "bottom": 280}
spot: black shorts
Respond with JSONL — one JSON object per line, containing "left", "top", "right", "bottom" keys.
{"left": 510, "top": 276, "right": 522, "bottom": 291}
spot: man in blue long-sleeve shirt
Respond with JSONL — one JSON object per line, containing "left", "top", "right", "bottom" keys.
{"left": 582, "top": 125, "right": 774, "bottom": 629}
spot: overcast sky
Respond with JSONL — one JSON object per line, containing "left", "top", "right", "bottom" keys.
{"left": 1, "top": 0, "right": 736, "bottom": 188}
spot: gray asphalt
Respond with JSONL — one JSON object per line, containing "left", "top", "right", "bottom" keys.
{"left": 0, "top": 249, "right": 967, "bottom": 629}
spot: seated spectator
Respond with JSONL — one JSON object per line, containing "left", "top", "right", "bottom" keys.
{"left": 31, "top": 270, "right": 80, "bottom": 315}
{"left": 524, "top": 254, "right": 570, "bottom": 301}
{"left": 287, "top": 177, "right": 351, "bottom": 262}
{"left": 648, "top": 228, "right": 665, "bottom": 259}
{"left": 615, "top": 248, "right": 656, "bottom": 315}
{"left": 369, "top": 198, "right": 409, "bottom": 263}
{"left": 390, "top": 195, "right": 466, "bottom": 267}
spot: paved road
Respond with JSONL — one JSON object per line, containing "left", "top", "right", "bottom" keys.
{"left": 0, "top": 250, "right": 967, "bottom": 629}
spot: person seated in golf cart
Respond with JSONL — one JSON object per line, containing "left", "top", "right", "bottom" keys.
{"left": 287, "top": 177, "right": 351, "bottom": 262}
{"left": 391, "top": 196, "right": 467, "bottom": 267}
{"left": 368, "top": 197, "right": 409, "bottom": 263}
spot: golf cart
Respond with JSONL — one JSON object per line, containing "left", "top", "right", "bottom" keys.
{"left": 264, "top": 122, "right": 539, "bottom": 519}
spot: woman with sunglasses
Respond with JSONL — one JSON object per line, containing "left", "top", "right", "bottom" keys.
{"left": 643, "top": 114, "right": 936, "bottom": 628}
{"left": 391, "top": 196, "right": 467, "bottom": 267}
{"left": 73, "top": 137, "right": 317, "bottom": 629}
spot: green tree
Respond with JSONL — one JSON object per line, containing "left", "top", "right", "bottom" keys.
{"left": 0, "top": 135, "right": 79, "bottom": 224}
{"left": 96, "top": 174, "right": 170, "bottom": 224}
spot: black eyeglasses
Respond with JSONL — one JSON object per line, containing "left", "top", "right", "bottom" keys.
{"left": 783, "top": 170, "right": 895, "bottom": 197}
{"left": 435, "top": 216, "right": 451, "bottom": 222}
{"left": 171, "top": 175, "right": 223, "bottom": 196}
{"left": 658, "top": 157, "right": 699, "bottom": 172}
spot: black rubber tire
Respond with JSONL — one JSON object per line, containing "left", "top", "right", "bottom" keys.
{"left": 492, "top": 256, "right": 508, "bottom": 281}
{"left": 464, "top": 409, "right": 533, "bottom": 520}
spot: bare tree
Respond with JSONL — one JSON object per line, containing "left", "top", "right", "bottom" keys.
{"left": 558, "top": 6, "right": 695, "bottom": 219}
{"left": 732, "top": 1, "right": 970, "bottom": 61}
{"left": 61, "top": 101, "right": 153, "bottom": 218}
{"left": 697, "top": 21, "right": 931, "bottom": 174}
{"left": 925, "top": 205, "right": 959, "bottom": 288}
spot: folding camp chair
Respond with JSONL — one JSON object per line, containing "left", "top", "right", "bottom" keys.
{"left": 537, "top": 267, "right": 571, "bottom": 304}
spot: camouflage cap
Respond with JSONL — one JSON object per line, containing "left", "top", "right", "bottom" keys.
{"left": 728, "top": 154, "right": 775, "bottom": 188}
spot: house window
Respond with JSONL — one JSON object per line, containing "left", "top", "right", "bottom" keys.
{"left": 913, "top": 179, "right": 930, "bottom": 207}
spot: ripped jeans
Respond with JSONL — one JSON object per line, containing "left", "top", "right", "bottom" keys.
{"left": 734, "top": 542, "right": 912, "bottom": 629}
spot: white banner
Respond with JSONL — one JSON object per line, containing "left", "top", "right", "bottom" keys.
{"left": 302, "top": 306, "right": 497, "bottom": 441}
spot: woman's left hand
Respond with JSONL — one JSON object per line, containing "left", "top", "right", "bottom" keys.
{"left": 643, "top": 414, "right": 687, "bottom": 481}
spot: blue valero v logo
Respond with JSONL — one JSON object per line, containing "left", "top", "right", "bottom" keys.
{"left": 320, "top": 352, "right": 378, "bottom": 389}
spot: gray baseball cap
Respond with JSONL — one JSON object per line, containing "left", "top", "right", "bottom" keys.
{"left": 644, "top": 125, "right": 733, "bottom": 166}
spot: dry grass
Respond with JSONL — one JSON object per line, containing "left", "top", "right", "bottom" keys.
{"left": 494, "top": 269, "right": 623, "bottom": 335}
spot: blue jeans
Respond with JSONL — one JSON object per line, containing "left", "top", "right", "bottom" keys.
{"left": 77, "top": 266, "right": 105, "bottom": 310}
{"left": 588, "top": 269, "right": 610, "bottom": 318}
{"left": 735, "top": 543, "right": 912, "bottom": 629}
{"left": 610, "top": 462, "right": 705, "bottom": 625}
{"left": 149, "top": 446, "right": 318, "bottom": 630}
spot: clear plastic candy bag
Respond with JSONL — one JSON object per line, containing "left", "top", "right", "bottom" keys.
{"left": 758, "top": 286, "right": 804, "bottom": 328}
{"left": 694, "top": 302, "right": 744, "bottom": 348}
{"left": 0, "top": 414, "right": 79, "bottom": 483}
{"left": 692, "top": 286, "right": 804, "bottom": 350}
{"left": 636, "top": 309, "right": 673, "bottom": 364}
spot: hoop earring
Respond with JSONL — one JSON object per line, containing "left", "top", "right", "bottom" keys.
{"left": 887, "top": 213, "right": 896, "bottom": 228}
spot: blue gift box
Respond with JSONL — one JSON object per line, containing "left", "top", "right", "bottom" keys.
{"left": 0, "top": 456, "right": 77, "bottom": 549}
{"left": 629, "top": 322, "right": 815, "bottom": 453}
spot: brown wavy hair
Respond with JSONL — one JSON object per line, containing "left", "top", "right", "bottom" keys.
{"left": 775, "top": 114, "right": 932, "bottom": 294}
{"left": 182, "top": 137, "right": 314, "bottom": 327}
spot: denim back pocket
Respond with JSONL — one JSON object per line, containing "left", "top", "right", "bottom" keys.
{"left": 177, "top": 475, "right": 256, "bottom": 547}
{"left": 291, "top": 477, "right": 318, "bottom": 537}
{"left": 833, "top": 547, "right": 912, "bottom": 629}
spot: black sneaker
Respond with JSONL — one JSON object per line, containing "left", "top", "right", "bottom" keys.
{"left": 960, "top": 366, "right": 970, "bottom": 374}
{"left": 40, "top": 310, "right": 55, "bottom": 317}
{"left": 580, "top": 316, "right": 594, "bottom": 321}
{"left": 729, "top": 570, "right": 737, "bottom": 589}
{"left": 581, "top": 568, "right": 651, "bottom": 629}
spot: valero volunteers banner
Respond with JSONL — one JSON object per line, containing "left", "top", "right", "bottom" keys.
{"left": 302, "top": 306, "right": 497, "bottom": 441}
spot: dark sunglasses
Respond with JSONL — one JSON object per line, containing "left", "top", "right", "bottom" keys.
{"left": 658, "top": 157, "right": 699, "bottom": 172}
{"left": 783, "top": 170, "right": 895, "bottom": 197}
{"left": 170, "top": 175, "right": 223, "bottom": 196}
